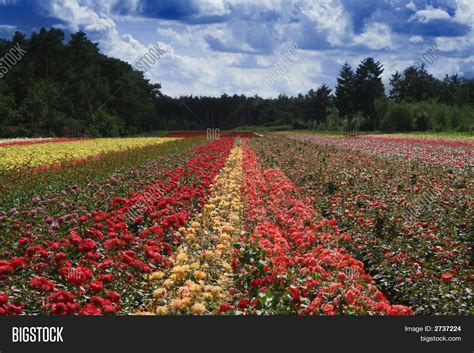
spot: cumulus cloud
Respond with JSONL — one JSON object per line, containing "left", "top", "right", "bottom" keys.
{"left": 352, "top": 23, "right": 393, "bottom": 50}
{"left": 409, "top": 5, "right": 451, "bottom": 23}
{"left": 409, "top": 35, "right": 424, "bottom": 43}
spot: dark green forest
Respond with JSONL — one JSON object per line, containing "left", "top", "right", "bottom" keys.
{"left": 1, "top": 28, "right": 473, "bottom": 137}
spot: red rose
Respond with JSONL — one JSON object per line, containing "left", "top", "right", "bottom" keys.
{"left": 99, "top": 274, "right": 114, "bottom": 283}
{"left": 78, "top": 238, "right": 97, "bottom": 252}
{"left": 337, "top": 272, "right": 347, "bottom": 281}
{"left": 49, "top": 291, "right": 75, "bottom": 303}
{"left": 0, "top": 265, "right": 13, "bottom": 277}
{"left": 79, "top": 215, "right": 89, "bottom": 223}
{"left": 237, "top": 299, "right": 250, "bottom": 309}
{"left": 388, "top": 305, "right": 413, "bottom": 316}
{"left": 0, "top": 293, "right": 8, "bottom": 306}
{"left": 29, "top": 277, "right": 56, "bottom": 292}
{"left": 69, "top": 231, "right": 83, "bottom": 245}
{"left": 217, "top": 303, "right": 233, "bottom": 313}
{"left": 103, "top": 304, "right": 118, "bottom": 314}
{"left": 322, "top": 304, "right": 334, "bottom": 313}
{"left": 344, "top": 290, "right": 356, "bottom": 305}
{"left": 6, "top": 304, "right": 23, "bottom": 315}
{"left": 49, "top": 302, "right": 67, "bottom": 315}
{"left": 441, "top": 273, "right": 453, "bottom": 282}
{"left": 105, "top": 290, "right": 121, "bottom": 302}
{"left": 78, "top": 303, "right": 102, "bottom": 316}
{"left": 9, "top": 257, "right": 27, "bottom": 269}
{"left": 17, "top": 237, "right": 32, "bottom": 247}
{"left": 289, "top": 287, "right": 301, "bottom": 303}
{"left": 89, "top": 280, "right": 104, "bottom": 293}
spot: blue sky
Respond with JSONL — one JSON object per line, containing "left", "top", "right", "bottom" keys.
{"left": 0, "top": 0, "right": 472, "bottom": 97}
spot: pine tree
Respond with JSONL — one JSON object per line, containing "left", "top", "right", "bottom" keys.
{"left": 335, "top": 62, "right": 355, "bottom": 122}
{"left": 389, "top": 71, "right": 403, "bottom": 102}
{"left": 354, "top": 57, "right": 385, "bottom": 130}
{"left": 308, "top": 84, "right": 332, "bottom": 123}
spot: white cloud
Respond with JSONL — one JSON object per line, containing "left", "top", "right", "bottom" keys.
{"left": 0, "top": 24, "right": 16, "bottom": 31}
{"left": 196, "top": 0, "right": 230, "bottom": 16}
{"left": 352, "top": 23, "right": 393, "bottom": 50}
{"left": 409, "top": 35, "right": 424, "bottom": 43}
{"left": 409, "top": 5, "right": 451, "bottom": 23}
{"left": 30, "top": 0, "right": 473, "bottom": 97}
{"left": 453, "top": 0, "right": 474, "bottom": 26}
{"left": 44, "top": 0, "right": 150, "bottom": 65}
{"left": 406, "top": 1, "right": 417, "bottom": 11}
{"left": 299, "top": 0, "right": 350, "bottom": 46}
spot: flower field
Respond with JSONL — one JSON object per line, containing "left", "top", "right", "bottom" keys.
{"left": 0, "top": 133, "right": 471, "bottom": 315}
{"left": 0, "top": 137, "right": 179, "bottom": 173}
{"left": 252, "top": 133, "right": 472, "bottom": 314}
{"left": 285, "top": 132, "right": 473, "bottom": 169}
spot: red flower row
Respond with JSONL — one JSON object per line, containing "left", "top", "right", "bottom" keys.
{"left": 228, "top": 140, "right": 412, "bottom": 315}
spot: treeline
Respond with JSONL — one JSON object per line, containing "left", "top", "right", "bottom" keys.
{"left": 0, "top": 28, "right": 162, "bottom": 137}
{"left": 162, "top": 58, "right": 474, "bottom": 132}
{"left": 0, "top": 29, "right": 473, "bottom": 137}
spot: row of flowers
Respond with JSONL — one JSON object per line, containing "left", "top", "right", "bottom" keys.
{"left": 0, "top": 137, "right": 234, "bottom": 315}
{"left": 249, "top": 135, "right": 472, "bottom": 315}
{"left": 0, "top": 137, "right": 179, "bottom": 173}
{"left": 141, "top": 142, "right": 243, "bottom": 315}
{"left": 286, "top": 133, "right": 473, "bottom": 170}
{"left": 225, "top": 140, "right": 412, "bottom": 315}
{"left": 164, "top": 131, "right": 260, "bottom": 138}
{"left": 364, "top": 134, "right": 474, "bottom": 148}
{"left": 0, "top": 137, "right": 92, "bottom": 148}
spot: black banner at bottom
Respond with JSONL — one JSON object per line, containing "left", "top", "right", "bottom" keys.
{"left": 0, "top": 316, "right": 472, "bottom": 353}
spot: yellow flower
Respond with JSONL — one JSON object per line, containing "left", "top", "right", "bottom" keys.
{"left": 0, "top": 137, "right": 178, "bottom": 172}
{"left": 192, "top": 303, "right": 206, "bottom": 315}
{"left": 202, "top": 251, "right": 214, "bottom": 260}
{"left": 136, "top": 311, "right": 155, "bottom": 316}
{"left": 222, "top": 223, "right": 234, "bottom": 233}
{"left": 216, "top": 243, "right": 228, "bottom": 251}
{"left": 155, "top": 306, "right": 168, "bottom": 315}
{"left": 186, "top": 234, "right": 196, "bottom": 243}
{"left": 211, "top": 286, "right": 222, "bottom": 294}
{"left": 163, "top": 279, "right": 174, "bottom": 288}
{"left": 176, "top": 253, "right": 188, "bottom": 263}
{"left": 194, "top": 270, "right": 207, "bottom": 280}
{"left": 202, "top": 292, "right": 213, "bottom": 300}
{"left": 150, "top": 271, "right": 165, "bottom": 280}
{"left": 153, "top": 288, "right": 167, "bottom": 299}
{"left": 181, "top": 297, "right": 192, "bottom": 307}
{"left": 170, "top": 299, "right": 183, "bottom": 310}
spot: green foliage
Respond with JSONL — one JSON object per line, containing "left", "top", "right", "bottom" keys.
{"left": 354, "top": 57, "right": 385, "bottom": 130}
{"left": 0, "top": 29, "right": 161, "bottom": 137}
{"left": 381, "top": 102, "right": 413, "bottom": 131}
{"left": 335, "top": 62, "right": 355, "bottom": 120}
{"left": 92, "top": 109, "right": 123, "bottom": 136}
